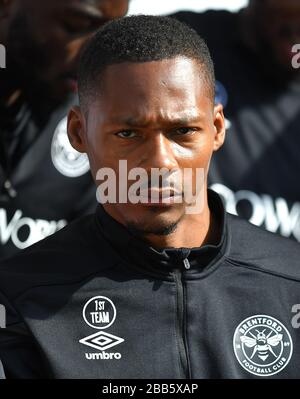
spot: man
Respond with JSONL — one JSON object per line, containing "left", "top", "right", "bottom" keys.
{"left": 0, "top": 0, "right": 128, "bottom": 258}
{"left": 0, "top": 15, "right": 299, "bottom": 379}
{"left": 173, "top": 0, "right": 300, "bottom": 242}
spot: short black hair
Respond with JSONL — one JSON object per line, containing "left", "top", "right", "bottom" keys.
{"left": 78, "top": 15, "right": 215, "bottom": 109}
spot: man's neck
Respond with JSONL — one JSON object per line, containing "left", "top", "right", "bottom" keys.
{"left": 143, "top": 201, "right": 219, "bottom": 250}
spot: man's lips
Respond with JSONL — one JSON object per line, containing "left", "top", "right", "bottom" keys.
{"left": 137, "top": 189, "right": 183, "bottom": 205}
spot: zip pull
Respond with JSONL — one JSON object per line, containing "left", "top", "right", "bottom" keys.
{"left": 183, "top": 258, "right": 190, "bottom": 270}
{"left": 3, "top": 179, "right": 17, "bottom": 198}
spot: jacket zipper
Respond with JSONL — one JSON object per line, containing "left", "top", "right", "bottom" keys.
{"left": 174, "top": 258, "right": 190, "bottom": 378}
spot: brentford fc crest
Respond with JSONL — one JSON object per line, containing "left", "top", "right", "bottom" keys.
{"left": 51, "top": 116, "right": 90, "bottom": 177}
{"left": 233, "top": 315, "right": 293, "bottom": 377}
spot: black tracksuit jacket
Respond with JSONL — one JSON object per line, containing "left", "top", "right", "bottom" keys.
{"left": 0, "top": 94, "right": 95, "bottom": 259}
{"left": 0, "top": 190, "right": 299, "bottom": 379}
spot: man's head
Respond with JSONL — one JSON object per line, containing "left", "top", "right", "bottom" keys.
{"left": 68, "top": 15, "right": 225, "bottom": 238}
{"left": 247, "top": 0, "right": 300, "bottom": 75}
{"left": 0, "top": 0, "right": 129, "bottom": 102}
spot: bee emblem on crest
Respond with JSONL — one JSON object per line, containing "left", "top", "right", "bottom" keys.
{"left": 233, "top": 315, "right": 293, "bottom": 377}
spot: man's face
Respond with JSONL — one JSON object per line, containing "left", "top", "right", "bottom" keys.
{"left": 69, "top": 57, "right": 225, "bottom": 236}
{"left": 3, "top": 0, "right": 128, "bottom": 101}
{"left": 251, "top": 0, "right": 300, "bottom": 73}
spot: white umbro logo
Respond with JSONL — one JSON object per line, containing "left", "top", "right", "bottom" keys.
{"left": 79, "top": 331, "right": 124, "bottom": 351}
{"left": 80, "top": 297, "right": 124, "bottom": 360}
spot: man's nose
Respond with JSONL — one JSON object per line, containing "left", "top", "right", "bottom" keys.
{"left": 141, "top": 133, "right": 178, "bottom": 171}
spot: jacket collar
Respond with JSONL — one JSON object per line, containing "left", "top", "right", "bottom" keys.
{"left": 94, "top": 189, "right": 230, "bottom": 277}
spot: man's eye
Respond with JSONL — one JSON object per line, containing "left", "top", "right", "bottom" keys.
{"left": 174, "top": 127, "right": 197, "bottom": 135}
{"left": 116, "top": 130, "right": 137, "bottom": 138}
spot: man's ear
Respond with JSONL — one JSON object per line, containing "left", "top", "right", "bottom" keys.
{"left": 213, "top": 103, "right": 226, "bottom": 152}
{"left": 67, "top": 106, "right": 87, "bottom": 153}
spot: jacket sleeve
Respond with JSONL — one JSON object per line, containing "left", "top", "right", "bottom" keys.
{"left": 0, "top": 291, "right": 49, "bottom": 379}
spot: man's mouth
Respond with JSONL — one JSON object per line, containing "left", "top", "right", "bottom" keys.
{"left": 138, "top": 188, "right": 183, "bottom": 205}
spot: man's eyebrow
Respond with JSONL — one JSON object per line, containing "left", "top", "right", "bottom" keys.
{"left": 113, "top": 115, "right": 205, "bottom": 127}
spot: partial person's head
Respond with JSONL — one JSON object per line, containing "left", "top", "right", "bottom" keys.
{"left": 247, "top": 0, "right": 300, "bottom": 75}
{"left": 0, "top": 0, "right": 129, "bottom": 102}
{"left": 68, "top": 15, "right": 225, "bottom": 237}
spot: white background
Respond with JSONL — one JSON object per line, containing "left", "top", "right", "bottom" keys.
{"left": 128, "top": 0, "right": 249, "bottom": 15}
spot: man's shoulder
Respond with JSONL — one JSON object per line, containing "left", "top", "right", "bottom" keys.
{"left": 227, "top": 213, "right": 300, "bottom": 281}
{"left": 0, "top": 213, "right": 119, "bottom": 300}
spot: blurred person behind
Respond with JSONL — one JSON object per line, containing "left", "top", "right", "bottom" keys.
{"left": 0, "top": 0, "right": 129, "bottom": 258}
{"left": 173, "top": 0, "right": 300, "bottom": 242}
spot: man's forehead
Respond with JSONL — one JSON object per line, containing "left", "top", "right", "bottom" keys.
{"left": 84, "top": 59, "right": 214, "bottom": 115}
{"left": 88, "top": 102, "right": 209, "bottom": 128}
{"left": 101, "top": 58, "right": 207, "bottom": 85}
